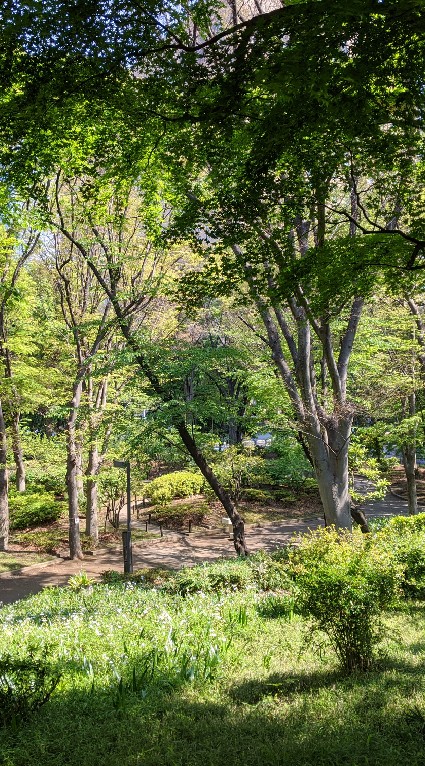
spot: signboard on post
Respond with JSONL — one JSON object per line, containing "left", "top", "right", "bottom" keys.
{"left": 113, "top": 460, "right": 128, "bottom": 469}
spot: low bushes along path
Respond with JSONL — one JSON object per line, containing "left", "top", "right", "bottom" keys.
{"left": 0, "top": 517, "right": 323, "bottom": 604}
{"left": 0, "top": 483, "right": 414, "bottom": 605}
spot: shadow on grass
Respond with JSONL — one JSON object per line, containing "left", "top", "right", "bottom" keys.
{"left": 2, "top": 661, "right": 425, "bottom": 766}
{"left": 229, "top": 668, "right": 345, "bottom": 703}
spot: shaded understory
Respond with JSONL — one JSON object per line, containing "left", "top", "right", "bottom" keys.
{"left": 0, "top": 582, "right": 424, "bottom": 766}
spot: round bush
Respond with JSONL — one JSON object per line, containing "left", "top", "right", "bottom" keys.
{"left": 289, "top": 528, "right": 403, "bottom": 672}
{"left": 145, "top": 471, "right": 204, "bottom": 506}
{"left": 9, "top": 493, "right": 65, "bottom": 530}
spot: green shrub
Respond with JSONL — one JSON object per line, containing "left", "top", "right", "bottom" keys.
{"left": 373, "top": 515, "right": 425, "bottom": 597}
{"left": 145, "top": 471, "right": 204, "bottom": 506}
{"left": 209, "top": 448, "right": 267, "bottom": 502}
{"left": 0, "top": 653, "right": 61, "bottom": 727}
{"left": 385, "top": 513, "right": 425, "bottom": 534}
{"left": 289, "top": 528, "right": 403, "bottom": 672}
{"left": 9, "top": 492, "right": 65, "bottom": 530}
{"left": 240, "top": 488, "right": 275, "bottom": 503}
{"left": 248, "top": 551, "right": 292, "bottom": 591}
{"left": 24, "top": 467, "right": 65, "bottom": 496}
{"left": 368, "top": 516, "right": 392, "bottom": 533}
{"left": 264, "top": 434, "right": 312, "bottom": 489}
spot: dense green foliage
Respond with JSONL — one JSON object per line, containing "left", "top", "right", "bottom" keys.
{"left": 9, "top": 492, "right": 65, "bottom": 530}
{"left": 374, "top": 514, "right": 425, "bottom": 597}
{"left": 289, "top": 529, "right": 403, "bottom": 671}
{"left": 145, "top": 471, "right": 204, "bottom": 506}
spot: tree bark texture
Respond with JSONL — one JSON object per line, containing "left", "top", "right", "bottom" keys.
{"left": 307, "top": 415, "right": 353, "bottom": 530}
{"left": 401, "top": 393, "right": 418, "bottom": 516}
{"left": 11, "top": 411, "right": 25, "bottom": 492}
{"left": 66, "top": 379, "right": 84, "bottom": 559}
{"left": 0, "top": 400, "right": 9, "bottom": 551}
{"left": 85, "top": 446, "right": 99, "bottom": 542}
{"left": 402, "top": 442, "right": 418, "bottom": 515}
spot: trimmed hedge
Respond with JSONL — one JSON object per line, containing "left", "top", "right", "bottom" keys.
{"left": 145, "top": 471, "right": 204, "bottom": 506}
{"left": 9, "top": 493, "right": 65, "bottom": 530}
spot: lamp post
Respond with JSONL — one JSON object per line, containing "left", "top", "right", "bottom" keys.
{"left": 113, "top": 459, "right": 133, "bottom": 573}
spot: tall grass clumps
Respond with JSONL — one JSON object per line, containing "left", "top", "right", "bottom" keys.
{"left": 288, "top": 528, "right": 403, "bottom": 672}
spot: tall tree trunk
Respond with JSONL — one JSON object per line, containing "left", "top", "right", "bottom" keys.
{"left": 11, "top": 411, "right": 25, "bottom": 492}
{"left": 307, "top": 414, "right": 353, "bottom": 530}
{"left": 402, "top": 393, "right": 418, "bottom": 516}
{"left": 66, "top": 379, "right": 84, "bottom": 559}
{"left": 1, "top": 345, "right": 26, "bottom": 492}
{"left": 85, "top": 446, "right": 99, "bottom": 542}
{"left": 0, "top": 400, "right": 9, "bottom": 551}
{"left": 76, "top": 437, "right": 84, "bottom": 501}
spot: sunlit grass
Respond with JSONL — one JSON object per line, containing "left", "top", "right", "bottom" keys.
{"left": 0, "top": 551, "right": 55, "bottom": 572}
{"left": 0, "top": 570, "right": 424, "bottom": 766}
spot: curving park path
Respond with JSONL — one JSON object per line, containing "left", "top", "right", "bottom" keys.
{"left": 0, "top": 519, "right": 322, "bottom": 605}
{"left": 0, "top": 484, "right": 414, "bottom": 605}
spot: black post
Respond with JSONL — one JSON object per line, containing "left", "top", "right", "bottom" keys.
{"left": 114, "top": 459, "right": 133, "bottom": 574}
{"left": 125, "top": 461, "right": 133, "bottom": 573}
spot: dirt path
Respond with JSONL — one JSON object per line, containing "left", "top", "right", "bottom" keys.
{"left": 0, "top": 483, "right": 413, "bottom": 606}
{"left": 0, "top": 518, "right": 322, "bottom": 605}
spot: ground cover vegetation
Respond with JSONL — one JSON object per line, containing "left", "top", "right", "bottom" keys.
{"left": 1, "top": 521, "right": 425, "bottom": 764}
{"left": 1, "top": 1, "right": 425, "bottom": 762}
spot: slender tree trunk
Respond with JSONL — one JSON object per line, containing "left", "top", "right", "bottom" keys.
{"left": 402, "top": 443, "right": 418, "bottom": 515}
{"left": 0, "top": 400, "right": 8, "bottom": 551}
{"left": 66, "top": 379, "right": 84, "bottom": 559}
{"left": 11, "top": 411, "right": 25, "bottom": 492}
{"left": 0, "top": 346, "right": 26, "bottom": 491}
{"left": 176, "top": 421, "right": 248, "bottom": 555}
{"left": 76, "top": 437, "right": 84, "bottom": 501}
{"left": 228, "top": 420, "right": 239, "bottom": 446}
{"left": 85, "top": 446, "right": 99, "bottom": 542}
{"left": 401, "top": 393, "right": 418, "bottom": 515}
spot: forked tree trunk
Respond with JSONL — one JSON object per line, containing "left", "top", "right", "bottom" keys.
{"left": 11, "top": 412, "right": 25, "bottom": 492}
{"left": 307, "top": 416, "right": 353, "bottom": 530}
{"left": 66, "top": 379, "right": 84, "bottom": 560}
{"left": 85, "top": 446, "right": 99, "bottom": 542}
{"left": 0, "top": 400, "right": 8, "bottom": 551}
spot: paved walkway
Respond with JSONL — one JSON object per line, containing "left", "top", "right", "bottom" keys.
{"left": 0, "top": 518, "right": 323, "bottom": 605}
{"left": 0, "top": 483, "right": 415, "bottom": 606}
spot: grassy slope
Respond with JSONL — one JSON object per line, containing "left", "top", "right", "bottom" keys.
{"left": 0, "top": 583, "right": 424, "bottom": 766}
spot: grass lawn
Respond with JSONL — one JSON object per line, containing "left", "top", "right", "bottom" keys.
{"left": 0, "top": 551, "right": 56, "bottom": 573}
{"left": 0, "top": 574, "right": 425, "bottom": 766}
